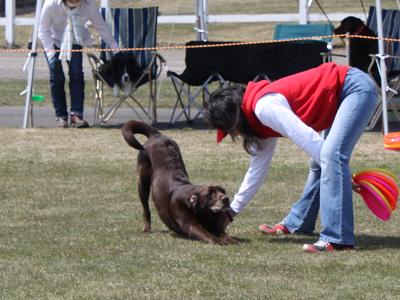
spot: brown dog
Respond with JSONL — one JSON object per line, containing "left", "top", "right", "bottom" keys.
{"left": 121, "top": 120, "right": 237, "bottom": 245}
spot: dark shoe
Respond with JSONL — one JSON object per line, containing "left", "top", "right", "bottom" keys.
{"left": 259, "top": 223, "right": 290, "bottom": 236}
{"left": 303, "top": 240, "right": 354, "bottom": 253}
{"left": 56, "top": 117, "right": 68, "bottom": 128}
{"left": 70, "top": 114, "right": 89, "bottom": 128}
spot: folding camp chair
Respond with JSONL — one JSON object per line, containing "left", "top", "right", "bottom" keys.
{"left": 167, "top": 41, "right": 227, "bottom": 125}
{"left": 87, "top": 7, "right": 165, "bottom": 125}
{"left": 168, "top": 73, "right": 226, "bottom": 125}
{"left": 364, "top": 6, "right": 400, "bottom": 130}
{"left": 167, "top": 40, "right": 327, "bottom": 125}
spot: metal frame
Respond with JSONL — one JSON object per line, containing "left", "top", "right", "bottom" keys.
{"left": 366, "top": 55, "right": 400, "bottom": 130}
{"left": 87, "top": 52, "right": 165, "bottom": 126}
{"left": 168, "top": 72, "right": 226, "bottom": 125}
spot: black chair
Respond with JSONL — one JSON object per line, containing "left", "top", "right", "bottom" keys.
{"left": 167, "top": 40, "right": 328, "bottom": 125}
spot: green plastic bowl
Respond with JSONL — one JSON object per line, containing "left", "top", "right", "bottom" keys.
{"left": 32, "top": 95, "right": 45, "bottom": 102}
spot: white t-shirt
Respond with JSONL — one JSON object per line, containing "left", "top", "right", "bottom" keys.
{"left": 39, "top": 0, "right": 119, "bottom": 54}
{"left": 230, "top": 93, "right": 324, "bottom": 213}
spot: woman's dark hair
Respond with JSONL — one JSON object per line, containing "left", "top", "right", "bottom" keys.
{"left": 204, "top": 84, "right": 262, "bottom": 154}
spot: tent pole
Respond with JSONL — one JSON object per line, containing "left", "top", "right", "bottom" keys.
{"left": 299, "top": 0, "right": 309, "bottom": 24}
{"left": 196, "top": 0, "right": 208, "bottom": 41}
{"left": 22, "top": 0, "right": 43, "bottom": 128}
{"left": 203, "top": 0, "right": 208, "bottom": 41}
{"left": 375, "top": 0, "right": 389, "bottom": 134}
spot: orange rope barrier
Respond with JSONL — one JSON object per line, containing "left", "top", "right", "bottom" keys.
{"left": 0, "top": 34, "right": 399, "bottom": 53}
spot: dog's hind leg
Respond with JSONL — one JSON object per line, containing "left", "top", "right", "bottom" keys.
{"left": 137, "top": 151, "right": 152, "bottom": 233}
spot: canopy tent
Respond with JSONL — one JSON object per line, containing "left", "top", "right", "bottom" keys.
{"left": 22, "top": 0, "right": 394, "bottom": 133}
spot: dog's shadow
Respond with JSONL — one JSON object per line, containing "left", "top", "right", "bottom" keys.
{"left": 139, "top": 229, "right": 400, "bottom": 250}
{"left": 266, "top": 233, "right": 400, "bottom": 251}
{"left": 146, "top": 229, "right": 250, "bottom": 245}
{"left": 171, "top": 232, "right": 251, "bottom": 244}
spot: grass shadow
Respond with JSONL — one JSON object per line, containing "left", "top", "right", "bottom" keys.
{"left": 137, "top": 229, "right": 250, "bottom": 245}
{"left": 265, "top": 233, "right": 319, "bottom": 246}
{"left": 170, "top": 232, "right": 251, "bottom": 245}
{"left": 94, "top": 119, "right": 209, "bottom": 131}
{"left": 356, "top": 234, "right": 400, "bottom": 250}
{"left": 264, "top": 233, "right": 400, "bottom": 251}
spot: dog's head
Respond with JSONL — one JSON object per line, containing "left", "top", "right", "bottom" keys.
{"left": 187, "top": 186, "right": 230, "bottom": 214}
{"left": 110, "top": 52, "right": 143, "bottom": 95}
{"left": 334, "top": 16, "right": 366, "bottom": 35}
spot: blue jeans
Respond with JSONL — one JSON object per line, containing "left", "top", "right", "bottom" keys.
{"left": 46, "top": 45, "right": 85, "bottom": 118}
{"left": 282, "top": 67, "right": 379, "bottom": 245}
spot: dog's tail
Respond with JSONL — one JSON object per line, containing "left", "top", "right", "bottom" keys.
{"left": 121, "top": 120, "right": 160, "bottom": 150}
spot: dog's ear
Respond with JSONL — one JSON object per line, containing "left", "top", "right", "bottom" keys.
{"left": 127, "top": 53, "right": 144, "bottom": 81}
{"left": 206, "top": 186, "right": 227, "bottom": 201}
{"left": 214, "top": 185, "right": 226, "bottom": 195}
{"left": 187, "top": 193, "right": 201, "bottom": 213}
{"left": 188, "top": 194, "right": 197, "bottom": 208}
{"left": 187, "top": 186, "right": 209, "bottom": 211}
{"left": 110, "top": 53, "right": 123, "bottom": 85}
{"left": 98, "top": 60, "right": 114, "bottom": 87}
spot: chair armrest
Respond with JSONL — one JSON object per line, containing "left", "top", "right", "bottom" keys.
{"left": 154, "top": 52, "right": 166, "bottom": 65}
{"left": 87, "top": 52, "right": 101, "bottom": 63}
{"left": 87, "top": 52, "right": 103, "bottom": 70}
{"left": 142, "top": 51, "right": 167, "bottom": 79}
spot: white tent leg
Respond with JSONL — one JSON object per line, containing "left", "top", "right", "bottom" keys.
{"left": 195, "top": 0, "right": 208, "bottom": 41}
{"left": 23, "top": 0, "right": 43, "bottom": 128}
{"left": 299, "top": 0, "right": 309, "bottom": 24}
{"left": 375, "top": 0, "right": 390, "bottom": 134}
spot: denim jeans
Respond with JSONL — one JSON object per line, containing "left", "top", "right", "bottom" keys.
{"left": 282, "top": 67, "right": 379, "bottom": 245}
{"left": 46, "top": 44, "right": 85, "bottom": 118}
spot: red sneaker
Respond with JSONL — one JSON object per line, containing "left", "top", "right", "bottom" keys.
{"left": 259, "top": 223, "right": 290, "bottom": 236}
{"left": 303, "top": 240, "right": 354, "bottom": 253}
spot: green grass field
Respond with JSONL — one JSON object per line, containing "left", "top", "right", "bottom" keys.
{"left": 1, "top": 128, "right": 400, "bottom": 299}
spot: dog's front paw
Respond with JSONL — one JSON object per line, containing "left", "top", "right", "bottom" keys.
{"left": 225, "top": 236, "right": 240, "bottom": 245}
{"left": 220, "top": 233, "right": 240, "bottom": 245}
{"left": 212, "top": 237, "right": 230, "bottom": 246}
{"left": 212, "top": 235, "right": 239, "bottom": 246}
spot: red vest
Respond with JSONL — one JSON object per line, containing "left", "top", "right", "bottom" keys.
{"left": 241, "top": 63, "right": 350, "bottom": 138}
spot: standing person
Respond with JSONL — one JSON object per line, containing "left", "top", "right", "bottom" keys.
{"left": 204, "top": 62, "right": 378, "bottom": 253}
{"left": 39, "top": 0, "right": 119, "bottom": 128}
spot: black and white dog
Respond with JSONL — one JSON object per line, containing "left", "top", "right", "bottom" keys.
{"left": 110, "top": 52, "right": 143, "bottom": 96}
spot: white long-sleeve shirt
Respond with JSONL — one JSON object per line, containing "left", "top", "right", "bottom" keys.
{"left": 38, "top": 0, "right": 119, "bottom": 54}
{"left": 230, "top": 93, "right": 324, "bottom": 213}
